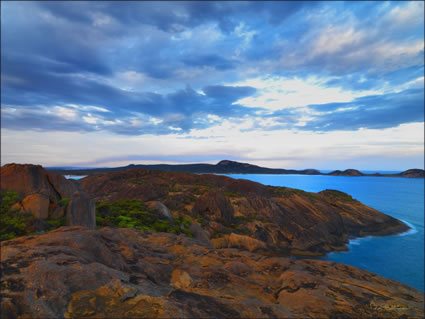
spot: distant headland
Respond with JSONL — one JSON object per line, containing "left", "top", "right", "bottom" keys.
{"left": 47, "top": 160, "right": 425, "bottom": 178}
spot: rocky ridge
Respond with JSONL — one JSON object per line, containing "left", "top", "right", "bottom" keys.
{"left": 79, "top": 168, "right": 409, "bottom": 257}
{"left": 1, "top": 226, "right": 423, "bottom": 318}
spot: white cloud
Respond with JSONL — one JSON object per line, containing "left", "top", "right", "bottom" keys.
{"left": 117, "top": 71, "right": 145, "bottom": 83}
{"left": 229, "top": 75, "right": 381, "bottom": 110}
{"left": 54, "top": 106, "right": 78, "bottom": 120}
{"left": 385, "top": 1, "right": 425, "bottom": 28}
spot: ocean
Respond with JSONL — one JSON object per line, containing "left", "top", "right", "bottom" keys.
{"left": 224, "top": 174, "right": 424, "bottom": 291}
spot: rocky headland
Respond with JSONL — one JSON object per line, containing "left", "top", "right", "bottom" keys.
{"left": 1, "top": 163, "right": 423, "bottom": 318}
{"left": 79, "top": 167, "right": 409, "bottom": 256}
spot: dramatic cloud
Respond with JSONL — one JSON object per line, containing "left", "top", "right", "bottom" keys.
{"left": 1, "top": 1, "right": 424, "bottom": 169}
{"left": 301, "top": 88, "right": 424, "bottom": 131}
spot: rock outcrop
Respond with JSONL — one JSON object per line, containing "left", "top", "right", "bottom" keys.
{"left": 79, "top": 168, "right": 409, "bottom": 256}
{"left": 192, "top": 190, "right": 234, "bottom": 225}
{"left": 1, "top": 164, "right": 95, "bottom": 229}
{"left": 1, "top": 227, "right": 423, "bottom": 318}
{"left": 153, "top": 201, "right": 174, "bottom": 222}
{"left": 65, "top": 192, "right": 96, "bottom": 229}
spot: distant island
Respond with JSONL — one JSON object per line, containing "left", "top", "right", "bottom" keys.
{"left": 48, "top": 160, "right": 425, "bottom": 178}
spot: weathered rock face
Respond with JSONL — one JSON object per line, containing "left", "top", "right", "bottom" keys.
{"left": 66, "top": 192, "right": 96, "bottom": 229}
{"left": 1, "top": 164, "right": 95, "bottom": 229}
{"left": 192, "top": 190, "right": 234, "bottom": 225}
{"left": 154, "top": 201, "right": 174, "bottom": 222}
{"left": 1, "top": 163, "right": 60, "bottom": 201}
{"left": 1, "top": 227, "right": 423, "bottom": 318}
{"left": 21, "top": 194, "right": 50, "bottom": 219}
{"left": 79, "top": 168, "right": 409, "bottom": 256}
{"left": 189, "top": 222, "right": 212, "bottom": 247}
{"left": 212, "top": 233, "right": 267, "bottom": 252}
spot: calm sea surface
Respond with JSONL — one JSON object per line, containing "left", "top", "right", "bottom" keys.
{"left": 224, "top": 174, "right": 424, "bottom": 291}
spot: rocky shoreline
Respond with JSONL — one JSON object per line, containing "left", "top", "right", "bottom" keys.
{"left": 1, "top": 163, "right": 423, "bottom": 318}
{"left": 1, "top": 227, "right": 424, "bottom": 318}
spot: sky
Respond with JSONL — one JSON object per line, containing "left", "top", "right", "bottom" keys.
{"left": 1, "top": 1, "right": 424, "bottom": 170}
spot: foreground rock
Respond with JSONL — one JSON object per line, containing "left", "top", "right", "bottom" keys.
{"left": 1, "top": 163, "right": 95, "bottom": 228}
{"left": 1, "top": 227, "right": 423, "bottom": 318}
{"left": 79, "top": 168, "right": 409, "bottom": 256}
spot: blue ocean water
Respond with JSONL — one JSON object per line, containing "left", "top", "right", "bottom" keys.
{"left": 65, "top": 175, "right": 87, "bottom": 180}
{"left": 224, "top": 174, "right": 424, "bottom": 291}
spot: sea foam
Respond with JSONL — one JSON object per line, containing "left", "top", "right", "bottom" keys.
{"left": 398, "top": 220, "right": 418, "bottom": 236}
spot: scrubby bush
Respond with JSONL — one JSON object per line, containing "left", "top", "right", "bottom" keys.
{"left": 0, "top": 190, "right": 32, "bottom": 241}
{"left": 46, "top": 216, "right": 66, "bottom": 229}
{"left": 1, "top": 191, "right": 70, "bottom": 241}
{"left": 58, "top": 197, "right": 71, "bottom": 208}
{"left": 96, "top": 200, "right": 193, "bottom": 237}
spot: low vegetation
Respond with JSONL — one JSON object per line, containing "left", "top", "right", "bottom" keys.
{"left": 58, "top": 197, "right": 71, "bottom": 208}
{"left": 95, "top": 199, "right": 193, "bottom": 237}
{"left": 1, "top": 192, "right": 68, "bottom": 241}
{"left": 0, "top": 190, "right": 32, "bottom": 241}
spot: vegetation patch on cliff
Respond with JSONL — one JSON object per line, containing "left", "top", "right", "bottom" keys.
{"left": 95, "top": 199, "right": 193, "bottom": 237}
{"left": 0, "top": 190, "right": 67, "bottom": 241}
{"left": 0, "top": 190, "right": 31, "bottom": 241}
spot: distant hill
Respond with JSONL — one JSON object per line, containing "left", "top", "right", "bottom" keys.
{"left": 47, "top": 160, "right": 424, "bottom": 178}
{"left": 328, "top": 169, "right": 364, "bottom": 176}
{"left": 398, "top": 169, "right": 425, "bottom": 178}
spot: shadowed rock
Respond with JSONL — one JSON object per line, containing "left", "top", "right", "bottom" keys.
{"left": 66, "top": 192, "right": 96, "bottom": 229}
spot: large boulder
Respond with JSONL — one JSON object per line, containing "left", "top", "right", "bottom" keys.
{"left": 154, "top": 201, "right": 174, "bottom": 222}
{"left": 1, "top": 163, "right": 96, "bottom": 228}
{"left": 21, "top": 194, "right": 50, "bottom": 219}
{"left": 0, "top": 163, "right": 59, "bottom": 201}
{"left": 189, "top": 222, "right": 212, "bottom": 247}
{"left": 66, "top": 192, "right": 96, "bottom": 229}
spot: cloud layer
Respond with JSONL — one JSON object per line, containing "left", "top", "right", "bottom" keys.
{"left": 1, "top": 1, "right": 424, "bottom": 168}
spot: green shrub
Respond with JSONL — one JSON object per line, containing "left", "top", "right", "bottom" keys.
{"left": 223, "top": 191, "right": 241, "bottom": 198}
{"left": 46, "top": 216, "right": 66, "bottom": 229}
{"left": 96, "top": 199, "right": 193, "bottom": 237}
{"left": 0, "top": 190, "right": 32, "bottom": 241}
{"left": 58, "top": 197, "right": 71, "bottom": 208}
